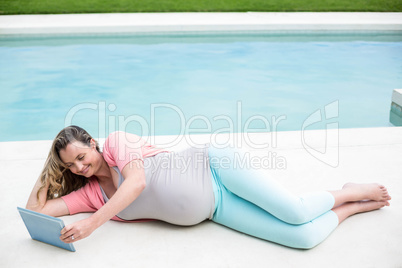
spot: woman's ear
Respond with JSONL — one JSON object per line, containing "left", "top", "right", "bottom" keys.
{"left": 90, "top": 139, "right": 97, "bottom": 149}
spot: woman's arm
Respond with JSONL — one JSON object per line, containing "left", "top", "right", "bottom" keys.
{"left": 26, "top": 176, "right": 69, "bottom": 217}
{"left": 60, "top": 159, "right": 146, "bottom": 243}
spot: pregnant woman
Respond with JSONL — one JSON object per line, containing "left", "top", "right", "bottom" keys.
{"left": 26, "top": 126, "right": 391, "bottom": 249}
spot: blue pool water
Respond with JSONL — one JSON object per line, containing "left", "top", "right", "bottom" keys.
{"left": 0, "top": 32, "right": 401, "bottom": 142}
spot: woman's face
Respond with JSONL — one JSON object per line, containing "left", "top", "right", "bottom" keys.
{"left": 59, "top": 140, "right": 101, "bottom": 177}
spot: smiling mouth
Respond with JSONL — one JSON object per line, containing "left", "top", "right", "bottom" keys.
{"left": 81, "top": 165, "right": 90, "bottom": 175}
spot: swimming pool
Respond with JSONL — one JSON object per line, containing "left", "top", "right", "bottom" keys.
{"left": 0, "top": 31, "right": 401, "bottom": 142}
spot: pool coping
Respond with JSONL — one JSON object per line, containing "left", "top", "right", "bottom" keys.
{"left": 0, "top": 12, "right": 402, "bottom": 35}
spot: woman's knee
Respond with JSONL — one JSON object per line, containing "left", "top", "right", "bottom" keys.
{"left": 290, "top": 224, "right": 322, "bottom": 249}
{"left": 273, "top": 201, "right": 312, "bottom": 225}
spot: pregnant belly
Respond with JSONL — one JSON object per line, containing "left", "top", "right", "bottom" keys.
{"left": 116, "top": 184, "right": 213, "bottom": 226}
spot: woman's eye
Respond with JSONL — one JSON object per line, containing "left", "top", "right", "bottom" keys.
{"left": 78, "top": 155, "right": 84, "bottom": 160}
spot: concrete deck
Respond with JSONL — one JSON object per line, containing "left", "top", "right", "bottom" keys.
{"left": 1, "top": 127, "right": 401, "bottom": 267}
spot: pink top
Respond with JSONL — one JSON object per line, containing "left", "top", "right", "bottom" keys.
{"left": 61, "top": 131, "right": 168, "bottom": 222}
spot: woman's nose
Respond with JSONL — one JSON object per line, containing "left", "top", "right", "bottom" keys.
{"left": 75, "top": 161, "right": 84, "bottom": 172}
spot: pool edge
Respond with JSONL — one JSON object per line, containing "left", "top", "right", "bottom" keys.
{"left": 0, "top": 12, "right": 402, "bottom": 35}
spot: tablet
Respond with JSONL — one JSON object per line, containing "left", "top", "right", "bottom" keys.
{"left": 17, "top": 207, "right": 76, "bottom": 252}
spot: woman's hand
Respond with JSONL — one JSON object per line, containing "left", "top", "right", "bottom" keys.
{"left": 60, "top": 217, "right": 97, "bottom": 243}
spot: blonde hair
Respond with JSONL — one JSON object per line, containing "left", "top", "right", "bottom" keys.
{"left": 37, "top": 125, "right": 100, "bottom": 200}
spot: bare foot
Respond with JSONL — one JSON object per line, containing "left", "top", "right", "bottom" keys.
{"left": 332, "top": 200, "right": 390, "bottom": 223}
{"left": 342, "top": 183, "right": 391, "bottom": 202}
{"left": 355, "top": 200, "right": 390, "bottom": 213}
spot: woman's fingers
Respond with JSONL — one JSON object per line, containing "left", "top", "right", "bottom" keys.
{"left": 66, "top": 234, "right": 78, "bottom": 243}
{"left": 60, "top": 225, "right": 69, "bottom": 236}
{"left": 60, "top": 225, "right": 75, "bottom": 242}
{"left": 61, "top": 235, "right": 78, "bottom": 244}
{"left": 59, "top": 218, "right": 94, "bottom": 243}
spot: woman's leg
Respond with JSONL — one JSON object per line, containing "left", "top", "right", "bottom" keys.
{"left": 211, "top": 185, "right": 389, "bottom": 249}
{"left": 208, "top": 146, "right": 391, "bottom": 249}
{"left": 208, "top": 146, "right": 391, "bottom": 225}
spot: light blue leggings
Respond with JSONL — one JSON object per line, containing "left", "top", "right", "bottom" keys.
{"left": 208, "top": 146, "right": 339, "bottom": 249}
